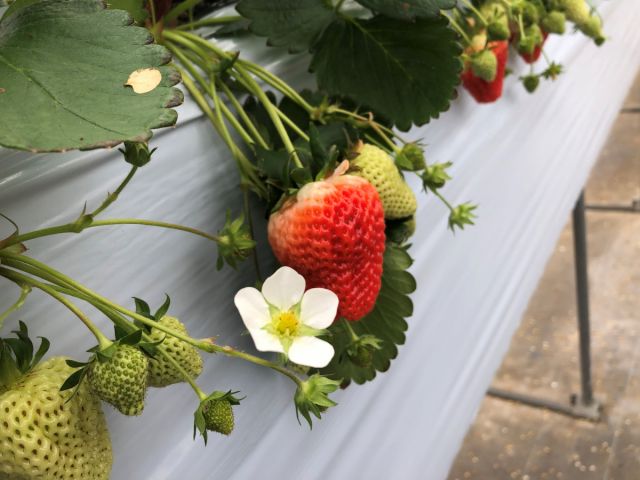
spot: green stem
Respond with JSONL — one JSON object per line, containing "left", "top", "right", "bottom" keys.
{"left": 6, "top": 217, "right": 221, "bottom": 249}
{"left": 430, "top": 187, "right": 456, "bottom": 213}
{"left": 343, "top": 318, "right": 359, "bottom": 342}
{"left": 275, "top": 108, "right": 310, "bottom": 142}
{"left": 0, "top": 283, "right": 31, "bottom": 331}
{"left": 0, "top": 253, "right": 301, "bottom": 386}
{"left": 207, "top": 343, "right": 301, "bottom": 386}
{"left": 164, "top": 0, "right": 202, "bottom": 23}
{"left": 236, "top": 59, "right": 314, "bottom": 113}
{"left": 175, "top": 15, "right": 243, "bottom": 31}
{"left": 165, "top": 42, "right": 266, "bottom": 196}
{"left": 0, "top": 267, "right": 111, "bottom": 348}
{"left": 219, "top": 81, "right": 269, "bottom": 149}
{"left": 446, "top": 14, "right": 474, "bottom": 47}
{"left": 461, "top": 0, "right": 488, "bottom": 26}
{"left": 243, "top": 189, "right": 262, "bottom": 284}
{"left": 90, "top": 165, "right": 138, "bottom": 218}
{"left": 167, "top": 31, "right": 303, "bottom": 167}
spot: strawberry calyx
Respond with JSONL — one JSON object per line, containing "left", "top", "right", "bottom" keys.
{"left": 0, "top": 321, "right": 50, "bottom": 390}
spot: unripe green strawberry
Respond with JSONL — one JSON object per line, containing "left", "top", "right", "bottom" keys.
{"left": 518, "top": 24, "right": 544, "bottom": 55}
{"left": 558, "top": 0, "right": 590, "bottom": 24}
{"left": 481, "top": 2, "right": 510, "bottom": 40}
{"left": 87, "top": 344, "right": 148, "bottom": 416}
{"left": 522, "top": 75, "right": 540, "bottom": 93}
{"left": 541, "top": 11, "right": 567, "bottom": 34}
{"left": 471, "top": 49, "right": 498, "bottom": 82}
{"left": 578, "top": 15, "right": 605, "bottom": 45}
{"left": 203, "top": 399, "right": 234, "bottom": 435}
{"left": 350, "top": 143, "right": 417, "bottom": 220}
{"left": 0, "top": 357, "right": 112, "bottom": 479}
{"left": 147, "top": 316, "right": 203, "bottom": 388}
{"left": 488, "top": 20, "right": 510, "bottom": 41}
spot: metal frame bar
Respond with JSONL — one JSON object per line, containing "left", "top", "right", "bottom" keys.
{"left": 487, "top": 190, "right": 602, "bottom": 421}
{"left": 585, "top": 199, "right": 640, "bottom": 214}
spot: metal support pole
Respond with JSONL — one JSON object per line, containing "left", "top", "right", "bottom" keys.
{"left": 486, "top": 190, "right": 601, "bottom": 421}
{"left": 572, "top": 191, "right": 594, "bottom": 406}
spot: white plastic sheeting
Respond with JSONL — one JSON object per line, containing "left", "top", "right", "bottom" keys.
{"left": 1, "top": 2, "right": 639, "bottom": 478}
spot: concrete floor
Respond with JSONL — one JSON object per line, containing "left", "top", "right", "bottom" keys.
{"left": 448, "top": 72, "right": 640, "bottom": 480}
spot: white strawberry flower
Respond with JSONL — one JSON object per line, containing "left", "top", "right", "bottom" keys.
{"left": 234, "top": 267, "right": 338, "bottom": 368}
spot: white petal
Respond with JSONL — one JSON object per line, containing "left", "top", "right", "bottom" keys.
{"left": 234, "top": 287, "right": 270, "bottom": 329}
{"left": 300, "top": 288, "right": 339, "bottom": 329}
{"left": 261, "top": 266, "right": 305, "bottom": 310}
{"left": 288, "top": 337, "right": 335, "bottom": 368}
{"left": 247, "top": 328, "right": 284, "bottom": 353}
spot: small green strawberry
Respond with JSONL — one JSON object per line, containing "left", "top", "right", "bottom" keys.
{"left": 87, "top": 344, "right": 148, "bottom": 416}
{"left": 578, "top": 15, "right": 605, "bottom": 45}
{"left": 522, "top": 75, "right": 540, "bottom": 93}
{"left": 557, "top": 0, "right": 590, "bottom": 25}
{"left": 203, "top": 399, "right": 234, "bottom": 435}
{"left": 0, "top": 323, "right": 112, "bottom": 479}
{"left": 541, "top": 11, "right": 567, "bottom": 34}
{"left": 488, "top": 20, "right": 510, "bottom": 41}
{"left": 147, "top": 316, "right": 204, "bottom": 388}
{"left": 482, "top": 2, "right": 510, "bottom": 40}
{"left": 518, "top": 24, "right": 544, "bottom": 55}
{"left": 350, "top": 143, "right": 417, "bottom": 220}
{"left": 194, "top": 391, "right": 242, "bottom": 442}
{"left": 471, "top": 49, "right": 498, "bottom": 82}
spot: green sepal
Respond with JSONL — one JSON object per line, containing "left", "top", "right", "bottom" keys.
{"left": 154, "top": 295, "right": 171, "bottom": 321}
{"left": 294, "top": 374, "right": 340, "bottom": 428}
{"left": 119, "top": 142, "right": 156, "bottom": 168}
{"left": 0, "top": 321, "right": 50, "bottom": 388}
{"left": 59, "top": 366, "right": 86, "bottom": 392}
{"left": 448, "top": 203, "right": 478, "bottom": 231}
{"left": 216, "top": 211, "right": 256, "bottom": 270}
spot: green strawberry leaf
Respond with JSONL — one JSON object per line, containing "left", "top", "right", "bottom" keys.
{"left": 310, "top": 15, "right": 462, "bottom": 131}
{"left": 0, "top": 0, "right": 182, "bottom": 152}
{"left": 319, "top": 243, "right": 415, "bottom": 385}
{"left": 108, "top": 0, "right": 148, "bottom": 24}
{"left": 354, "top": 0, "right": 456, "bottom": 19}
{"left": 236, "top": 0, "right": 336, "bottom": 53}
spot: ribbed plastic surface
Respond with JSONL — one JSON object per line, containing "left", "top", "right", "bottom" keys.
{"left": 1, "top": 2, "right": 639, "bottom": 478}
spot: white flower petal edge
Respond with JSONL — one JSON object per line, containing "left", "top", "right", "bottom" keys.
{"left": 247, "top": 328, "right": 284, "bottom": 353}
{"left": 288, "top": 337, "right": 335, "bottom": 368}
{"left": 261, "top": 266, "right": 306, "bottom": 310}
{"left": 234, "top": 287, "right": 270, "bottom": 329}
{"left": 300, "top": 288, "right": 339, "bottom": 329}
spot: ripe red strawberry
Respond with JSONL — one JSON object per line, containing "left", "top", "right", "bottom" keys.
{"left": 519, "top": 32, "right": 549, "bottom": 64}
{"left": 268, "top": 162, "right": 386, "bottom": 322}
{"left": 461, "top": 41, "right": 509, "bottom": 103}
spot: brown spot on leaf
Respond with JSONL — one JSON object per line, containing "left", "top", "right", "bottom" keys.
{"left": 125, "top": 68, "right": 162, "bottom": 94}
{"left": 0, "top": 88, "right": 6, "bottom": 94}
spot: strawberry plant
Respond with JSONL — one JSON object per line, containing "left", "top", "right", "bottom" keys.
{"left": 0, "top": 0, "right": 609, "bottom": 476}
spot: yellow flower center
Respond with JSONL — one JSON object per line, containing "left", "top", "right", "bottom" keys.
{"left": 275, "top": 310, "right": 299, "bottom": 336}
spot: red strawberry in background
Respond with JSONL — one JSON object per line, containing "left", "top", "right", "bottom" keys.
{"left": 268, "top": 161, "right": 386, "bottom": 322}
{"left": 461, "top": 40, "right": 509, "bottom": 103}
{"left": 520, "top": 32, "right": 549, "bottom": 64}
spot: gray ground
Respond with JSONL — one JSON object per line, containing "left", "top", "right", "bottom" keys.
{"left": 448, "top": 72, "right": 640, "bottom": 480}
